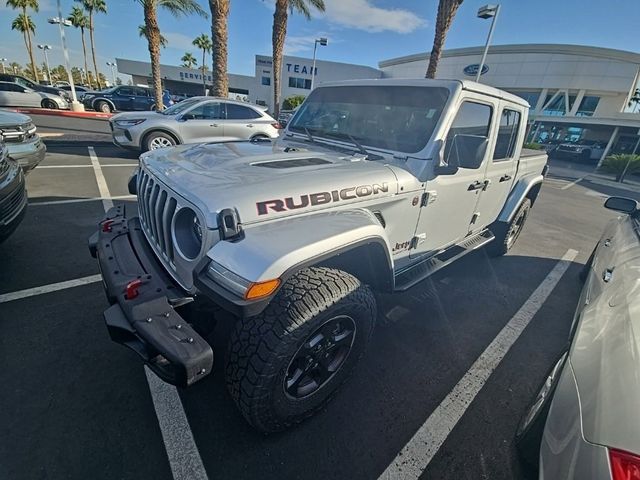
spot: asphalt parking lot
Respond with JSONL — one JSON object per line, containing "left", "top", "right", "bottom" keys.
{"left": 1, "top": 129, "right": 639, "bottom": 480}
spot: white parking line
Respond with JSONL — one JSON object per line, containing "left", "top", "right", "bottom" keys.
{"left": 379, "top": 248, "right": 578, "bottom": 479}
{"left": 88, "top": 146, "right": 114, "bottom": 212}
{"left": 29, "top": 195, "right": 136, "bottom": 206}
{"left": 560, "top": 176, "right": 585, "bottom": 190}
{"left": 87, "top": 146, "right": 208, "bottom": 480}
{"left": 0, "top": 274, "right": 102, "bottom": 303}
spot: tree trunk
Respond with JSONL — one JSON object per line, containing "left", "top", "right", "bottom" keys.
{"left": 425, "top": 0, "right": 463, "bottom": 79}
{"left": 88, "top": 12, "right": 101, "bottom": 89}
{"left": 209, "top": 0, "right": 230, "bottom": 98}
{"left": 80, "top": 27, "right": 91, "bottom": 88}
{"left": 23, "top": 9, "right": 39, "bottom": 83}
{"left": 144, "top": 3, "right": 163, "bottom": 110}
{"left": 202, "top": 48, "right": 206, "bottom": 95}
{"left": 272, "top": 0, "right": 288, "bottom": 118}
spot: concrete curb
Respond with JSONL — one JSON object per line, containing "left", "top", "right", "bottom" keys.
{"left": 15, "top": 108, "right": 112, "bottom": 120}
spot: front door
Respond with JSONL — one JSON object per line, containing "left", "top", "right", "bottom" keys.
{"left": 411, "top": 98, "right": 496, "bottom": 257}
{"left": 132, "top": 87, "right": 152, "bottom": 110}
{"left": 472, "top": 104, "right": 523, "bottom": 232}
{"left": 178, "top": 100, "right": 224, "bottom": 144}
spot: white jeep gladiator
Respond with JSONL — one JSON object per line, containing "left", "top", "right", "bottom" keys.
{"left": 89, "top": 79, "right": 548, "bottom": 432}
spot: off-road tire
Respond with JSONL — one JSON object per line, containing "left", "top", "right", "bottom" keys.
{"left": 488, "top": 198, "right": 532, "bottom": 257}
{"left": 41, "top": 99, "right": 57, "bottom": 109}
{"left": 95, "top": 100, "right": 111, "bottom": 113}
{"left": 225, "top": 267, "right": 376, "bottom": 433}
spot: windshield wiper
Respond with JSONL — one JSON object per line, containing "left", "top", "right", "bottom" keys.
{"left": 347, "top": 134, "right": 381, "bottom": 160}
{"left": 303, "top": 126, "right": 316, "bottom": 144}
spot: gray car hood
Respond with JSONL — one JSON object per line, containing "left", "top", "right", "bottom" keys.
{"left": 0, "top": 110, "right": 31, "bottom": 126}
{"left": 140, "top": 140, "right": 399, "bottom": 227}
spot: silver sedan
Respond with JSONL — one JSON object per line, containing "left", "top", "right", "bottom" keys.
{"left": 516, "top": 196, "right": 640, "bottom": 479}
{"left": 0, "top": 81, "right": 69, "bottom": 109}
{"left": 109, "top": 97, "right": 281, "bottom": 152}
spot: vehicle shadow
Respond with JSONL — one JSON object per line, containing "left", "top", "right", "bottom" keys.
{"left": 178, "top": 250, "right": 584, "bottom": 480}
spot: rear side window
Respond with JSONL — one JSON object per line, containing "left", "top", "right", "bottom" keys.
{"left": 117, "top": 87, "right": 134, "bottom": 96}
{"left": 445, "top": 101, "right": 493, "bottom": 161}
{"left": 493, "top": 109, "right": 521, "bottom": 160}
{"left": 132, "top": 87, "right": 149, "bottom": 96}
{"left": 225, "top": 104, "right": 261, "bottom": 120}
{"left": 0, "top": 83, "right": 24, "bottom": 92}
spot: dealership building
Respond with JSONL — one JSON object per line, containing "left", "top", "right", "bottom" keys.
{"left": 117, "top": 43, "right": 640, "bottom": 161}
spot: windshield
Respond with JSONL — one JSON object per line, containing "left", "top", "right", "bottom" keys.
{"left": 162, "top": 98, "right": 200, "bottom": 115}
{"left": 16, "top": 77, "right": 36, "bottom": 89}
{"left": 289, "top": 85, "right": 449, "bottom": 154}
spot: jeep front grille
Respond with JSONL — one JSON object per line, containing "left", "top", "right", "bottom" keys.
{"left": 137, "top": 169, "right": 178, "bottom": 267}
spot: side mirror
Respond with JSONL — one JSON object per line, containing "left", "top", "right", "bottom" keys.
{"left": 604, "top": 196, "right": 638, "bottom": 215}
{"left": 435, "top": 134, "right": 489, "bottom": 175}
{"left": 180, "top": 113, "right": 195, "bottom": 121}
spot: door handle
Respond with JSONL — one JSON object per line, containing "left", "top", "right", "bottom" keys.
{"left": 468, "top": 180, "right": 486, "bottom": 191}
{"left": 210, "top": 124, "right": 219, "bottom": 127}
{"left": 246, "top": 124, "right": 254, "bottom": 128}
{"left": 499, "top": 174, "right": 512, "bottom": 182}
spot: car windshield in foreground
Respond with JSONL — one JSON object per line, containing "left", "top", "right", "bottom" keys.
{"left": 161, "top": 98, "right": 201, "bottom": 115}
{"left": 288, "top": 85, "right": 449, "bottom": 154}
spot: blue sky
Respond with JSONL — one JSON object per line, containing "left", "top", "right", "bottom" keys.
{"left": 1, "top": 0, "right": 640, "bottom": 80}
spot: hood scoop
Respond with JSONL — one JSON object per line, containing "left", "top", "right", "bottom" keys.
{"left": 251, "top": 157, "right": 332, "bottom": 169}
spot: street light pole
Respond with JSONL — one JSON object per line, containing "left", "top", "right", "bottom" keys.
{"left": 49, "top": 1, "right": 84, "bottom": 112}
{"left": 106, "top": 62, "right": 117, "bottom": 86}
{"left": 310, "top": 37, "right": 327, "bottom": 91}
{"left": 37, "top": 45, "right": 52, "bottom": 83}
{"left": 476, "top": 4, "right": 501, "bottom": 83}
{"left": 0, "top": 58, "right": 7, "bottom": 74}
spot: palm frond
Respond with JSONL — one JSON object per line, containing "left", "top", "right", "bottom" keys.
{"left": 289, "top": 0, "right": 324, "bottom": 19}
{"left": 157, "top": 0, "right": 208, "bottom": 18}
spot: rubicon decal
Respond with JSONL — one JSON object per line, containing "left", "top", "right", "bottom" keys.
{"left": 257, "top": 183, "right": 390, "bottom": 215}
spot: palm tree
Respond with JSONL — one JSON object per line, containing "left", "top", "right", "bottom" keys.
{"left": 425, "top": 0, "right": 464, "bottom": 79}
{"left": 76, "top": 0, "right": 107, "bottom": 89}
{"left": 9, "top": 62, "right": 22, "bottom": 74}
{"left": 271, "top": 0, "right": 325, "bottom": 118}
{"left": 192, "top": 33, "right": 212, "bottom": 95}
{"left": 209, "top": 0, "right": 230, "bottom": 98}
{"left": 138, "top": 24, "right": 167, "bottom": 47}
{"left": 6, "top": 0, "right": 40, "bottom": 83}
{"left": 68, "top": 6, "right": 92, "bottom": 88}
{"left": 136, "top": 0, "right": 207, "bottom": 110}
{"left": 181, "top": 52, "right": 197, "bottom": 69}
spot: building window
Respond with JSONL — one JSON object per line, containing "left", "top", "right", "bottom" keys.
{"left": 493, "top": 109, "right": 521, "bottom": 161}
{"left": 510, "top": 91, "right": 540, "bottom": 109}
{"left": 261, "top": 76, "right": 271, "bottom": 86}
{"left": 288, "top": 77, "right": 311, "bottom": 90}
{"left": 576, "top": 96, "right": 599, "bottom": 116}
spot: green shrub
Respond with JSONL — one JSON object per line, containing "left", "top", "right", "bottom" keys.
{"left": 600, "top": 154, "right": 640, "bottom": 182}
{"left": 282, "top": 95, "right": 306, "bottom": 111}
{"left": 523, "top": 142, "right": 543, "bottom": 150}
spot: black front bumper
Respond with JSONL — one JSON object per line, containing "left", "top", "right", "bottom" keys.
{"left": 89, "top": 205, "right": 213, "bottom": 387}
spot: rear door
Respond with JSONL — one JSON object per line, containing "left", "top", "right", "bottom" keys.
{"left": 178, "top": 100, "right": 225, "bottom": 144}
{"left": 132, "top": 88, "right": 152, "bottom": 110}
{"left": 223, "top": 103, "right": 264, "bottom": 139}
{"left": 113, "top": 87, "right": 135, "bottom": 110}
{"left": 472, "top": 103, "right": 523, "bottom": 229}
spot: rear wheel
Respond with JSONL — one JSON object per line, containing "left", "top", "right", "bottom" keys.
{"left": 95, "top": 101, "right": 112, "bottom": 113}
{"left": 488, "top": 198, "right": 531, "bottom": 257}
{"left": 41, "top": 99, "right": 58, "bottom": 109}
{"left": 225, "top": 267, "right": 376, "bottom": 432}
{"left": 143, "top": 131, "right": 177, "bottom": 151}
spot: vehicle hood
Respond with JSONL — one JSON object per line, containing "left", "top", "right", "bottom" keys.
{"left": 140, "top": 140, "right": 400, "bottom": 227}
{"left": 0, "top": 110, "right": 31, "bottom": 126}
{"left": 111, "top": 111, "right": 164, "bottom": 122}
{"left": 570, "top": 216, "right": 640, "bottom": 454}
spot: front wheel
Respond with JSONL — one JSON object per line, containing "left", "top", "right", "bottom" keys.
{"left": 42, "top": 99, "right": 58, "bottom": 109}
{"left": 225, "top": 267, "right": 376, "bottom": 432}
{"left": 488, "top": 198, "right": 531, "bottom": 257}
{"left": 143, "top": 131, "right": 177, "bottom": 151}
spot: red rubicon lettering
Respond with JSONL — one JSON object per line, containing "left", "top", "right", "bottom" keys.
{"left": 257, "top": 199, "right": 286, "bottom": 215}
{"left": 339, "top": 187, "right": 356, "bottom": 200}
{"left": 285, "top": 196, "right": 310, "bottom": 210}
{"left": 310, "top": 192, "right": 331, "bottom": 205}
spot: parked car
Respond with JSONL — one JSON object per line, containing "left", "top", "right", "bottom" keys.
{"left": 516, "top": 195, "right": 640, "bottom": 479}
{"left": 109, "top": 97, "right": 281, "bottom": 151}
{"left": 0, "top": 110, "right": 45, "bottom": 173}
{"left": 0, "top": 81, "right": 69, "bottom": 110}
{"left": 0, "top": 134, "right": 28, "bottom": 243}
{"left": 277, "top": 107, "right": 298, "bottom": 127}
{"left": 554, "top": 139, "right": 606, "bottom": 161}
{"left": 82, "top": 86, "right": 172, "bottom": 113}
{"left": 0, "top": 73, "right": 70, "bottom": 101}
{"left": 58, "top": 85, "right": 90, "bottom": 99}
{"left": 89, "top": 79, "right": 548, "bottom": 432}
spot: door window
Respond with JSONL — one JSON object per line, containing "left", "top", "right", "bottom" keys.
{"left": 117, "top": 87, "right": 134, "bottom": 96}
{"left": 225, "top": 103, "right": 261, "bottom": 120}
{"left": 132, "top": 87, "right": 149, "bottom": 96}
{"left": 444, "top": 101, "right": 492, "bottom": 166}
{"left": 187, "top": 102, "right": 222, "bottom": 120}
{"left": 0, "top": 83, "right": 25, "bottom": 92}
{"left": 493, "top": 109, "right": 521, "bottom": 161}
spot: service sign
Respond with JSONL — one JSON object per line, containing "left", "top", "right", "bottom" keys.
{"left": 463, "top": 64, "right": 489, "bottom": 76}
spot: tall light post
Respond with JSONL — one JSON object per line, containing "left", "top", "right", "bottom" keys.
{"left": 48, "top": 4, "right": 84, "bottom": 112}
{"left": 106, "top": 61, "right": 117, "bottom": 86}
{"left": 310, "top": 37, "right": 327, "bottom": 91}
{"left": 0, "top": 58, "right": 7, "bottom": 74}
{"left": 37, "top": 45, "right": 52, "bottom": 83}
{"left": 475, "top": 4, "right": 501, "bottom": 83}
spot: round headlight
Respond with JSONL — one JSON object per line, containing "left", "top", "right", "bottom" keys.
{"left": 173, "top": 207, "right": 203, "bottom": 260}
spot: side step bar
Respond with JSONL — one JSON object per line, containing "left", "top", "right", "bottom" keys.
{"left": 394, "top": 229, "right": 495, "bottom": 292}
